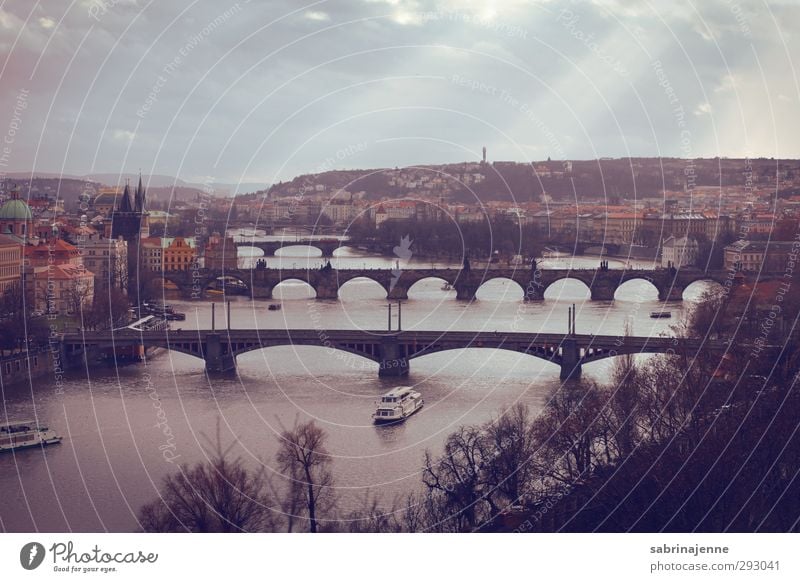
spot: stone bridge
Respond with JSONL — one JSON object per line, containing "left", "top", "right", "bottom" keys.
{"left": 61, "top": 329, "right": 723, "bottom": 379}
{"left": 160, "top": 266, "right": 736, "bottom": 301}
{"left": 234, "top": 238, "right": 346, "bottom": 257}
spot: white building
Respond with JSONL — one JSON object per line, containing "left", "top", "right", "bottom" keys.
{"left": 661, "top": 235, "right": 699, "bottom": 268}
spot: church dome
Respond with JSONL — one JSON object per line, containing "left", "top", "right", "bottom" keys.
{"left": 0, "top": 198, "right": 32, "bottom": 221}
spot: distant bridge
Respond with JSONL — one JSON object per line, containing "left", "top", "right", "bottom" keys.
{"left": 233, "top": 238, "right": 347, "bottom": 257}
{"left": 159, "top": 266, "right": 738, "bottom": 301}
{"left": 62, "top": 328, "right": 727, "bottom": 379}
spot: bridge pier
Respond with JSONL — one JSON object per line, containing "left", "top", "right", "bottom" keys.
{"left": 315, "top": 280, "right": 339, "bottom": 300}
{"left": 251, "top": 286, "right": 273, "bottom": 299}
{"left": 204, "top": 333, "right": 237, "bottom": 374}
{"left": 590, "top": 284, "right": 615, "bottom": 301}
{"left": 388, "top": 285, "right": 409, "bottom": 300}
{"left": 559, "top": 339, "right": 582, "bottom": 380}
{"left": 523, "top": 282, "right": 545, "bottom": 301}
{"left": 455, "top": 283, "right": 478, "bottom": 301}
{"left": 378, "top": 336, "right": 409, "bottom": 377}
{"left": 659, "top": 285, "right": 684, "bottom": 301}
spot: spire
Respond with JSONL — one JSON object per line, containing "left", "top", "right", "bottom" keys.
{"left": 119, "top": 180, "right": 132, "bottom": 212}
{"left": 134, "top": 171, "right": 146, "bottom": 212}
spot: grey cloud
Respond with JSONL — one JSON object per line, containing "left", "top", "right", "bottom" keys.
{"left": 0, "top": 0, "right": 796, "bottom": 185}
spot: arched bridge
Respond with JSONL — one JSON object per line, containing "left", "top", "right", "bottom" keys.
{"left": 62, "top": 328, "right": 726, "bottom": 379}
{"left": 165, "top": 266, "right": 737, "bottom": 301}
{"left": 234, "top": 238, "right": 345, "bottom": 257}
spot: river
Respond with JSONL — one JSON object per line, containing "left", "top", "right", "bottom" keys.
{"left": 0, "top": 243, "right": 712, "bottom": 532}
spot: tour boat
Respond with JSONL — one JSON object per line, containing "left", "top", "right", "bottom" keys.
{"left": 650, "top": 311, "right": 672, "bottom": 319}
{"left": 373, "top": 386, "right": 424, "bottom": 424}
{"left": 0, "top": 420, "right": 62, "bottom": 453}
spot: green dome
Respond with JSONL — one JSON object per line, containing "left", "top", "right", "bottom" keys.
{"left": 0, "top": 199, "right": 32, "bottom": 220}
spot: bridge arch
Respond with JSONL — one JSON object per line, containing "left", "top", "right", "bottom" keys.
{"left": 682, "top": 278, "right": 726, "bottom": 301}
{"left": 338, "top": 276, "right": 389, "bottom": 300}
{"left": 614, "top": 276, "right": 660, "bottom": 301}
{"left": 231, "top": 344, "right": 381, "bottom": 365}
{"left": 205, "top": 274, "right": 251, "bottom": 297}
{"left": 407, "top": 344, "right": 561, "bottom": 370}
{"left": 272, "top": 277, "right": 317, "bottom": 299}
{"left": 274, "top": 244, "right": 324, "bottom": 258}
{"left": 542, "top": 276, "right": 592, "bottom": 300}
{"left": 407, "top": 276, "right": 457, "bottom": 298}
{"left": 330, "top": 245, "right": 355, "bottom": 257}
{"left": 147, "top": 274, "right": 188, "bottom": 296}
{"left": 475, "top": 277, "right": 526, "bottom": 301}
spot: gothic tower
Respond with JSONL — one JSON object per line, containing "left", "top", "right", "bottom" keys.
{"left": 111, "top": 174, "right": 149, "bottom": 242}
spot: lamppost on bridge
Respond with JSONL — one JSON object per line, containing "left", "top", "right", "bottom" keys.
{"left": 567, "top": 303, "right": 576, "bottom": 336}
{"left": 386, "top": 300, "right": 403, "bottom": 332}
{"left": 397, "top": 300, "right": 402, "bottom": 331}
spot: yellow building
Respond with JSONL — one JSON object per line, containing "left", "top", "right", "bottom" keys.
{"left": 139, "top": 236, "right": 198, "bottom": 272}
{"left": 0, "top": 234, "right": 22, "bottom": 295}
{"left": 163, "top": 237, "right": 196, "bottom": 271}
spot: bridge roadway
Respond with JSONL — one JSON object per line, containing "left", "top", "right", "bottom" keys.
{"left": 62, "top": 328, "right": 723, "bottom": 379}
{"left": 164, "top": 265, "right": 736, "bottom": 301}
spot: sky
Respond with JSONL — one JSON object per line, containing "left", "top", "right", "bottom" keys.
{"left": 0, "top": 0, "right": 798, "bottom": 186}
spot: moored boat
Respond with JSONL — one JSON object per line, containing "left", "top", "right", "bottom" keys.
{"left": 650, "top": 311, "right": 672, "bottom": 319}
{"left": 373, "top": 386, "right": 424, "bottom": 424}
{"left": 0, "top": 421, "right": 62, "bottom": 453}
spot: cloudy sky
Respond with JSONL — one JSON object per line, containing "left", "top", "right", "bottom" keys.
{"left": 0, "top": 0, "right": 798, "bottom": 186}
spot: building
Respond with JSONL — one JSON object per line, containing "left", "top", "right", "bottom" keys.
{"left": 24, "top": 238, "right": 83, "bottom": 268}
{"left": 204, "top": 233, "right": 238, "bottom": 270}
{"left": 81, "top": 235, "right": 128, "bottom": 291}
{"left": 162, "top": 237, "right": 197, "bottom": 272}
{"left": 140, "top": 237, "right": 197, "bottom": 272}
{"left": 661, "top": 235, "right": 699, "bottom": 268}
{"left": 374, "top": 201, "right": 417, "bottom": 227}
{"left": 321, "top": 200, "right": 359, "bottom": 225}
{"left": 92, "top": 187, "right": 123, "bottom": 216}
{"left": 604, "top": 212, "right": 642, "bottom": 245}
{"left": 0, "top": 185, "right": 33, "bottom": 239}
{"left": 723, "top": 240, "right": 798, "bottom": 273}
{"left": 32, "top": 264, "right": 95, "bottom": 315}
{"left": 110, "top": 175, "right": 149, "bottom": 242}
{"left": 140, "top": 238, "right": 163, "bottom": 272}
{"left": 0, "top": 234, "right": 22, "bottom": 295}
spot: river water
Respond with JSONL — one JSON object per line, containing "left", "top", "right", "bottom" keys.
{"left": 0, "top": 242, "right": 712, "bottom": 532}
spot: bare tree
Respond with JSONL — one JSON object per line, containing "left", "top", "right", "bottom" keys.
{"left": 422, "top": 425, "right": 493, "bottom": 531}
{"left": 139, "top": 429, "right": 277, "bottom": 532}
{"left": 275, "top": 419, "right": 335, "bottom": 533}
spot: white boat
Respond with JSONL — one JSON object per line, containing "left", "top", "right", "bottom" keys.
{"left": 441, "top": 282, "right": 452, "bottom": 291}
{"left": 373, "top": 386, "right": 424, "bottom": 424}
{"left": 0, "top": 420, "right": 62, "bottom": 453}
